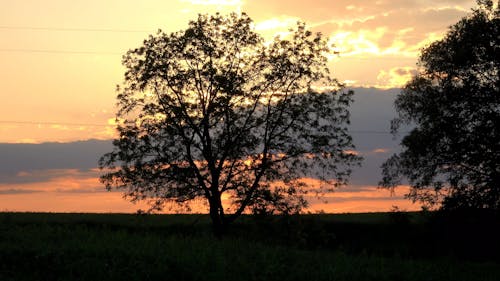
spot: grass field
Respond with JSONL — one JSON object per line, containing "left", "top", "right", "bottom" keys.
{"left": 0, "top": 211, "right": 499, "bottom": 281}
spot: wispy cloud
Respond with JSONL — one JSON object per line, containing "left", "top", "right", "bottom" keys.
{"left": 0, "top": 169, "right": 103, "bottom": 193}
{"left": 180, "top": 0, "right": 242, "bottom": 5}
{"left": 243, "top": 0, "right": 473, "bottom": 87}
{"left": 0, "top": 188, "right": 40, "bottom": 195}
{"left": 372, "top": 148, "right": 390, "bottom": 154}
{"left": 305, "top": 185, "right": 420, "bottom": 213}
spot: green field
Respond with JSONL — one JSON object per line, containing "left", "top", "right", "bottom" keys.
{"left": 0, "top": 212, "right": 499, "bottom": 281}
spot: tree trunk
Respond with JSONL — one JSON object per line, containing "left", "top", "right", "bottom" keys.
{"left": 209, "top": 195, "right": 225, "bottom": 237}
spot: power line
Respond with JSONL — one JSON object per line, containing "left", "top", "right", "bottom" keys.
{"left": 350, "top": 130, "right": 397, "bottom": 135}
{"left": 0, "top": 120, "right": 110, "bottom": 127}
{"left": 0, "top": 120, "right": 405, "bottom": 134}
{"left": 0, "top": 25, "right": 151, "bottom": 55}
{"left": 0, "top": 48, "right": 122, "bottom": 55}
{"left": 0, "top": 25, "right": 152, "bottom": 33}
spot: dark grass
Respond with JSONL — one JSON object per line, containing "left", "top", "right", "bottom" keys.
{"left": 0, "top": 212, "right": 499, "bottom": 281}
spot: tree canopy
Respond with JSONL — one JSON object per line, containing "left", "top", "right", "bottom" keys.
{"left": 99, "top": 13, "right": 360, "bottom": 232}
{"left": 380, "top": 1, "right": 500, "bottom": 210}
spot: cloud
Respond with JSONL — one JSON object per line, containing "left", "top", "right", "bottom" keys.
{"left": 0, "top": 192, "right": 149, "bottom": 213}
{"left": 0, "top": 139, "right": 112, "bottom": 174}
{"left": 324, "top": 185, "right": 409, "bottom": 199}
{"left": 372, "top": 148, "right": 390, "bottom": 154}
{"left": 178, "top": 0, "right": 244, "bottom": 13}
{"left": 0, "top": 169, "right": 104, "bottom": 193}
{"left": 328, "top": 27, "right": 388, "bottom": 58}
{"left": 323, "top": 6, "right": 469, "bottom": 60}
{"left": 180, "top": 0, "right": 242, "bottom": 5}
{"left": 255, "top": 16, "right": 300, "bottom": 31}
{"left": 344, "top": 150, "right": 360, "bottom": 156}
{"left": 0, "top": 188, "right": 40, "bottom": 195}
{"left": 307, "top": 198, "right": 420, "bottom": 213}
{"left": 345, "top": 5, "right": 364, "bottom": 12}
{"left": 305, "top": 185, "right": 421, "bottom": 213}
{"left": 242, "top": 1, "right": 473, "bottom": 87}
{"left": 376, "top": 66, "right": 417, "bottom": 88}
{"left": 0, "top": 122, "right": 118, "bottom": 144}
{"left": 14, "top": 139, "right": 39, "bottom": 144}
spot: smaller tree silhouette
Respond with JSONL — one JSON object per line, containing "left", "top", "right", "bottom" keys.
{"left": 99, "top": 13, "right": 360, "bottom": 234}
{"left": 380, "top": 1, "right": 500, "bottom": 210}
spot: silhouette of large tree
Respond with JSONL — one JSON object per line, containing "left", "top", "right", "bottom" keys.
{"left": 380, "top": 1, "right": 500, "bottom": 210}
{"left": 99, "top": 13, "right": 360, "bottom": 234}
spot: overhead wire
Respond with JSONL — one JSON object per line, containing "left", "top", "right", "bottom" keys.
{"left": 0, "top": 120, "right": 110, "bottom": 127}
{"left": 0, "top": 48, "right": 122, "bottom": 55}
{"left": 0, "top": 25, "right": 405, "bottom": 135}
{"left": 0, "top": 120, "right": 407, "bottom": 134}
{"left": 0, "top": 24, "right": 154, "bottom": 55}
{"left": 0, "top": 25, "right": 152, "bottom": 33}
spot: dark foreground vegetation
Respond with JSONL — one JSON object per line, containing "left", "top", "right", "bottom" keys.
{"left": 1, "top": 211, "right": 499, "bottom": 281}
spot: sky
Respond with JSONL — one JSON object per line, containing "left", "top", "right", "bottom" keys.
{"left": 0, "top": 0, "right": 477, "bottom": 213}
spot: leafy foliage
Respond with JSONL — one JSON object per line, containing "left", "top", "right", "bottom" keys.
{"left": 99, "top": 13, "right": 360, "bottom": 230}
{"left": 380, "top": 1, "right": 500, "bottom": 209}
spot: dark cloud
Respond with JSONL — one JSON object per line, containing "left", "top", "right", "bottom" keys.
{"left": 0, "top": 139, "right": 112, "bottom": 174}
{"left": 349, "top": 87, "right": 401, "bottom": 133}
{"left": 0, "top": 168, "right": 101, "bottom": 186}
{"left": 0, "top": 188, "right": 40, "bottom": 195}
{"left": 55, "top": 187, "right": 114, "bottom": 194}
{"left": 347, "top": 87, "right": 409, "bottom": 186}
{"left": 0, "top": 140, "right": 111, "bottom": 193}
{"left": 394, "top": 68, "right": 414, "bottom": 76}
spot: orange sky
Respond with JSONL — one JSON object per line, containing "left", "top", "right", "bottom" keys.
{"left": 0, "top": 0, "right": 475, "bottom": 143}
{"left": 0, "top": 0, "right": 476, "bottom": 213}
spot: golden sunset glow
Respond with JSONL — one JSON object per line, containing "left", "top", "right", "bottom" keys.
{"left": 0, "top": 0, "right": 476, "bottom": 143}
{"left": 0, "top": 0, "right": 476, "bottom": 213}
{"left": 0, "top": 168, "right": 419, "bottom": 213}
